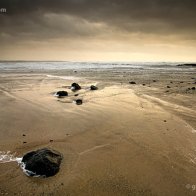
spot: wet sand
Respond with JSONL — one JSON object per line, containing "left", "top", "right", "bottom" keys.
{"left": 0, "top": 70, "right": 196, "bottom": 196}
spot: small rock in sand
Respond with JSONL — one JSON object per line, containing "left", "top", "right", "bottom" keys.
{"left": 192, "top": 87, "right": 195, "bottom": 90}
{"left": 74, "top": 94, "right": 79, "bottom": 96}
{"left": 167, "top": 86, "right": 171, "bottom": 88}
{"left": 22, "top": 134, "right": 26, "bottom": 137}
{"left": 56, "top": 91, "right": 68, "bottom": 97}
{"left": 21, "top": 148, "right": 63, "bottom": 177}
{"left": 90, "top": 85, "right": 98, "bottom": 90}
{"left": 153, "top": 80, "right": 157, "bottom": 82}
{"left": 71, "top": 83, "right": 81, "bottom": 91}
{"left": 75, "top": 99, "right": 83, "bottom": 105}
{"left": 129, "top": 81, "right": 136, "bottom": 84}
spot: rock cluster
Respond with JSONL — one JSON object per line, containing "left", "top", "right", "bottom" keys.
{"left": 54, "top": 82, "right": 98, "bottom": 105}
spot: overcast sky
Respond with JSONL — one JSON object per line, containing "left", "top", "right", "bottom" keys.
{"left": 0, "top": 0, "right": 196, "bottom": 61}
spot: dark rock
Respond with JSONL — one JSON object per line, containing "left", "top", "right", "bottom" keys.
{"left": 23, "top": 134, "right": 26, "bottom": 137}
{"left": 71, "top": 83, "right": 81, "bottom": 91}
{"left": 165, "top": 90, "right": 169, "bottom": 93}
{"left": 50, "top": 140, "right": 53, "bottom": 142}
{"left": 153, "top": 80, "right": 157, "bottom": 82}
{"left": 164, "top": 120, "right": 167, "bottom": 122}
{"left": 75, "top": 99, "right": 83, "bottom": 105}
{"left": 192, "top": 87, "right": 195, "bottom": 90}
{"left": 129, "top": 81, "right": 136, "bottom": 84}
{"left": 180, "top": 81, "right": 184, "bottom": 83}
{"left": 23, "top": 142, "right": 27, "bottom": 144}
{"left": 142, "top": 84, "right": 146, "bottom": 86}
{"left": 167, "top": 86, "right": 171, "bottom": 88}
{"left": 177, "top": 64, "right": 196, "bottom": 67}
{"left": 170, "top": 81, "right": 173, "bottom": 83}
{"left": 56, "top": 91, "right": 68, "bottom": 97}
{"left": 90, "top": 85, "right": 98, "bottom": 90}
{"left": 187, "top": 88, "right": 191, "bottom": 90}
{"left": 21, "top": 148, "right": 63, "bottom": 177}
{"left": 74, "top": 94, "right": 79, "bottom": 96}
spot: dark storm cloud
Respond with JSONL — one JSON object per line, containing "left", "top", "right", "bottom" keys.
{"left": 0, "top": 0, "right": 196, "bottom": 42}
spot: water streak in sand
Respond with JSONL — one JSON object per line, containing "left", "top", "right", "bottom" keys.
{"left": 46, "top": 75, "right": 80, "bottom": 80}
{"left": 79, "top": 144, "right": 111, "bottom": 155}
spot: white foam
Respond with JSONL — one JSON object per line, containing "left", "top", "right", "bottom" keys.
{"left": 19, "top": 161, "right": 41, "bottom": 177}
{"left": 53, "top": 92, "right": 59, "bottom": 97}
{"left": 0, "top": 151, "right": 41, "bottom": 177}
{"left": 0, "top": 151, "right": 19, "bottom": 163}
{"left": 47, "top": 75, "right": 80, "bottom": 80}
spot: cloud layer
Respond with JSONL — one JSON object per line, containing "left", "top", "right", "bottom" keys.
{"left": 0, "top": 0, "right": 196, "bottom": 61}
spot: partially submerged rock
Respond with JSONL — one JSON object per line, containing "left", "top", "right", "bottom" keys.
{"left": 71, "top": 83, "right": 81, "bottom": 91}
{"left": 21, "top": 148, "right": 63, "bottom": 177}
{"left": 90, "top": 85, "right": 98, "bottom": 90}
{"left": 56, "top": 91, "right": 68, "bottom": 97}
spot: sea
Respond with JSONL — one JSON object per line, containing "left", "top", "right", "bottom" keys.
{"left": 0, "top": 61, "right": 195, "bottom": 72}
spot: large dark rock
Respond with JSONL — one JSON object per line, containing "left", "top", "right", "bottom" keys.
{"left": 90, "top": 85, "right": 98, "bottom": 90}
{"left": 56, "top": 91, "right": 68, "bottom": 97}
{"left": 21, "top": 148, "right": 63, "bottom": 177}
{"left": 71, "top": 83, "right": 81, "bottom": 91}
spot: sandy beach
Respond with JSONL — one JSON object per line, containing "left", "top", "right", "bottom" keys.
{"left": 0, "top": 67, "right": 196, "bottom": 195}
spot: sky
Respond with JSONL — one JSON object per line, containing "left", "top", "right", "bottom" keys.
{"left": 0, "top": 0, "right": 196, "bottom": 62}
